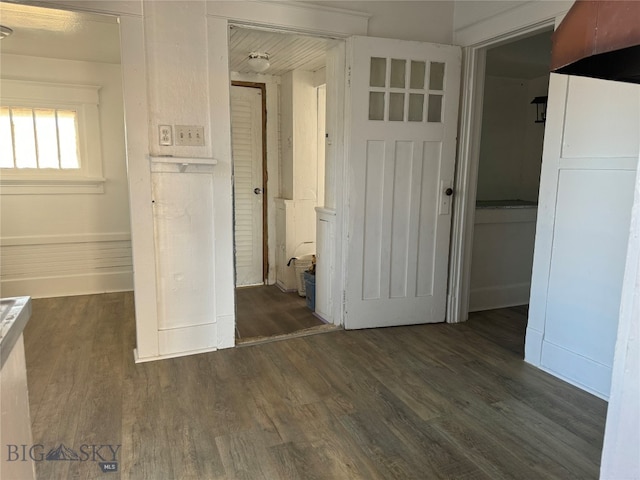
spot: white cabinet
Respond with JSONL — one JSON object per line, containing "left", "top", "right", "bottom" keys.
{"left": 315, "top": 208, "right": 336, "bottom": 322}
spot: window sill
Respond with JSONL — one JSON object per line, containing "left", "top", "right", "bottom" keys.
{"left": 0, "top": 176, "right": 106, "bottom": 195}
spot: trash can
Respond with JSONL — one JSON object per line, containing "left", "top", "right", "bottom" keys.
{"left": 304, "top": 271, "right": 316, "bottom": 311}
{"left": 288, "top": 254, "right": 314, "bottom": 296}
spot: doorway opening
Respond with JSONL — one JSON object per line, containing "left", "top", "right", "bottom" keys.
{"left": 228, "top": 25, "right": 342, "bottom": 343}
{"left": 466, "top": 28, "right": 553, "bottom": 357}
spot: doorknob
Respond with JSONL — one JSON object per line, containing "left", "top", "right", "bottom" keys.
{"left": 254, "top": 187, "right": 263, "bottom": 195}
{"left": 445, "top": 187, "right": 454, "bottom": 196}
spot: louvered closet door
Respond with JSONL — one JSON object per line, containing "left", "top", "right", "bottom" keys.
{"left": 231, "top": 85, "right": 264, "bottom": 286}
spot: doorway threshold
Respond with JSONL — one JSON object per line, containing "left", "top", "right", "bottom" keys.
{"left": 236, "top": 323, "right": 341, "bottom": 347}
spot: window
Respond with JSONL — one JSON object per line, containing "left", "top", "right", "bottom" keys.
{"left": 0, "top": 80, "right": 104, "bottom": 194}
{"left": 1, "top": 107, "right": 80, "bottom": 170}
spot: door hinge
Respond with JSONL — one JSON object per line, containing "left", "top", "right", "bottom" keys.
{"left": 347, "top": 66, "right": 351, "bottom": 87}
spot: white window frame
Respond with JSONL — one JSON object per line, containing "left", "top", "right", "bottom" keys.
{"left": 0, "top": 79, "right": 105, "bottom": 194}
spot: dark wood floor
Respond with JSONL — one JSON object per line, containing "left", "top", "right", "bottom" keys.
{"left": 235, "top": 285, "right": 325, "bottom": 340}
{"left": 23, "top": 293, "right": 607, "bottom": 479}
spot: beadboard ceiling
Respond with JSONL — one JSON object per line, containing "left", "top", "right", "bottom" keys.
{"left": 229, "top": 26, "right": 338, "bottom": 76}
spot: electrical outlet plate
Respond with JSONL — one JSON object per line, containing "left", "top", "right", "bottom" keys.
{"left": 175, "top": 125, "right": 205, "bottom": 146}
{"left": 159, "top": 125, "right": 173, "bottom": 146}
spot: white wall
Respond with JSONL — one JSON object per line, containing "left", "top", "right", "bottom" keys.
{"left": 477, "top": 76, "right": 528, "bottom": 201}
{"left": 522, "top": 74, "right": 549, "bottom": 200}
{"left": 0, "top": 54, "right": 132, "bottom": 298}
{"left": 313, "top": 1, "right": 453, "bottom": 44}
{"left": 477, "top": 74, "right": 547, "bottom": 202}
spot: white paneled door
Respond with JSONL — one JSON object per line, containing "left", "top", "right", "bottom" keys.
{"left": 231, "top": 85, "right": 264, "bottom": 286}
{"left": 344, "top": 36, "right": 461, "bottom": 329}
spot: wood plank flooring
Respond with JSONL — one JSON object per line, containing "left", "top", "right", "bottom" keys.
{"left": 23, "top": 293, "right": 607, "bottom": 479}
{"left": 235, "top": 285, "right": 325, "bottom": 340}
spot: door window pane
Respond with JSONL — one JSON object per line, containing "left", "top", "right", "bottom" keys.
{"left": 427, "top": 94, "right": 443, "bottom": 123}
{"left": 390, "top": 59, "right": 406, "bottom": 88}
{"left": 389, "top": 93, "right": 405, "bottom": 121}
{"left": 370, "top": 57, "right": 386, "bottom": 87}
{"left": 429, "top": 62, "right": 445, "bottom": 90}
{"left": 408, "top": 94, "right": 424, "bottom": 122}
{"left": 410, "top": 61, "right": 426, "bottom": 89}
{"left": 369, "top": 92, "right": 385, "bottom": 121}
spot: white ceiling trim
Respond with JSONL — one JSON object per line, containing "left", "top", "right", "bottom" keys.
{"left": 207, "top": 0, "right": 368, "bottom": 38}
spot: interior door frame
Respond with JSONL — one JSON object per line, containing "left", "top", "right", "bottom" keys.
{"left": 447, "top": 18, "right": 558, "bottom": 324}
{"left": 231, "top": 81, "right": 269, "bottom": 282}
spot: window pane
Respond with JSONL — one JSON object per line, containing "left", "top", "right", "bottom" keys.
{"left": 370, "top": 57, "right": 386, "bottom": 87}
{"left": 12, "top": 108, "right": 37, "bottom": 168}
{"left": 389, "top": 93, "right": 405, "bottom": 121}
{"left": 429, "top": 62, "right": 445, "bottom": 90}
{"left": 0, "top": 108, "right": 14, "bottom": 168}
{"left": 408, "top": 94, "right": 424, "bottom": 122}
{"left": 410, "top": 61, "right": 426, "bottom": 89}
{"left": 57, "top": 110, "right": 79, "bottom": 169}
{"left": 427, "top": 94, "right": 443, "bottom": 123}
{"left": 390, "top": 59, "right": 406, "bottom": 88}
{"left": 34, "top": 109, "right": 59, "bottom": 169}
{"left": 369, "top": 92, "right": 385, "bottom": 121}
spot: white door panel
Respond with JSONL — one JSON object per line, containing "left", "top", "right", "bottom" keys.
{"left": 345, "top": 36, "right": 461, "bottom": 329}
{"left": 231, "top": 85, "right": 264, "bottom": 286}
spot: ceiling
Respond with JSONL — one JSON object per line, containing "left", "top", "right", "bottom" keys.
{"left": 0, "top": 4, "right": 334, "bottom": 75}
{"left": 0, "top": 2, "right": 120, "bottom": 64}
{"left": 229, "top": 26, "right": 338, "bottom": 76}
{"left": 486, "top": 29, "right": 553, "bottom": 79}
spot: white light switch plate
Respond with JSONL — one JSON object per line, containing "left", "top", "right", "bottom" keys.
{"left": 175, "top": 125, "right": 205, "bottom": 146}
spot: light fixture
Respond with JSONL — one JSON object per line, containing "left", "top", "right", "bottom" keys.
{"left": 0, "top": 26, "right": 13, "bottom": 40}
{"left": 247, "top": 52, "right": 270, "bottom": 73}
{"left": 531, "top": 96, "right": 548, "bottom": 123}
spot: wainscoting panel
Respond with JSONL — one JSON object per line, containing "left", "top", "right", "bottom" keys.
{"left": 0, "top": 233, "right": 133, "bottom": 298}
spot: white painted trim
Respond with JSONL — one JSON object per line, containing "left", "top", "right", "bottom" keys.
{"left": 448, "top": 11, "right": 561, "bottom": 324}
{"left": 0, "top": 79, "right": 100, "bottom": 104}
{"left": 454, "top": 1, "right": 572, "bottom": 47}
{"left": 1, "top": 272, "right": 133, "bottom": 299}
{"left": 206, "top": 0, "right": 369, "bottom": 38}
{"left": 133, "top": 345, "right": 217, "bottom": 364}
{"left": 119, "top": 15, "right": 160, "bottom": 361}
{"left": 208, "top": 16, "right": 237, "bottom": 350}
{"left": 0, "top": 178, "right": 105, "bottom": 195}
{"left": 158, "top": 322, "right": 217, "bottom": 356}
{"left": 26, "top": 1, "right": 142, "bottom": 17}
{"left": 525, "top": 73, "right": 568, "bottom": 368}
{"left": 540, "top": 341, "right": 612, "bottom": 400}
{"left": 148, "top": 155, "right": 218, "bottom": 166}
{"left": 0, "top": 232, "right": 130, "bottom": 245}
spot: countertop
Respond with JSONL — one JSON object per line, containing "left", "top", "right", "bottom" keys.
{"left": 476, "top": 200, "right": 538, "bottom": 209}
{"left": 0, "top": 297, "right": 32, "bottom": 369}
